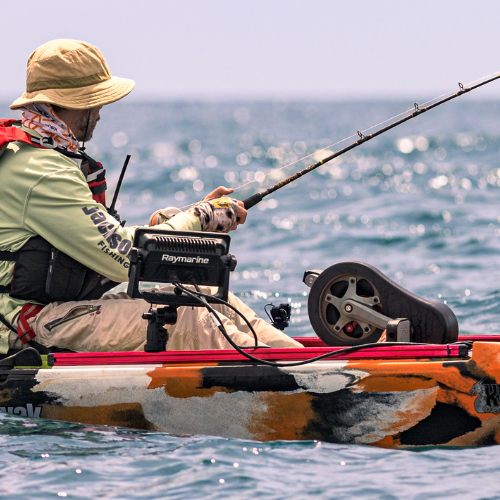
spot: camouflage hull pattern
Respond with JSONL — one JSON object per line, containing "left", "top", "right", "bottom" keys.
{"left": 2, "top": 340, "right": 500, "bottom": 448}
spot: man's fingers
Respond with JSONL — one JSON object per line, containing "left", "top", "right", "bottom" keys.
{"left": 236, "top": 202, "right": 247, "bottom": 224}
{"left": 203, "top": 186, "right": 234, "bottom": 201}
{"left": 237, "top": 207, "right": 247, "bottom": 224}
{"left": 230, "top": 204, "right": 247, "bottom": 231}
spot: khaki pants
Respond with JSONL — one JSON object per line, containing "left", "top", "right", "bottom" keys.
{"left": 10, "top": 291, "right": 303, "bottom": 352}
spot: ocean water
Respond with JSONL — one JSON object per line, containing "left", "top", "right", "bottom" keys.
{"left": 2, "top": 97, "right": 500, "bottom": 498}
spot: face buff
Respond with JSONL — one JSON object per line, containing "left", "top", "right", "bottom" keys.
{"left": 19, "top": 103, "right": 107, "bottom": 206}
{"left": 20, "top": 103, "right": 79, "bottom": 152}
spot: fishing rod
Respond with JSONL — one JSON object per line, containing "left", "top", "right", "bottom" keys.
{"left": 241, "top": 73, "right": 500, "bottom": 210}
{"left": 108, "top": 154, "right": 131, "bottom": 223}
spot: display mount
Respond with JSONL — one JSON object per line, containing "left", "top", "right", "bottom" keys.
{"left": 127, "top": 228, "right": 237, "bottom": 351}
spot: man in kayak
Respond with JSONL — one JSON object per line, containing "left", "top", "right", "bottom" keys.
{"left": 0, "top": 39, "right": 303, "bottom": 354}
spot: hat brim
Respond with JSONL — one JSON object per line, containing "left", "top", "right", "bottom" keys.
{"left": 10, "top": 76, "right": 135, "bottom": 110}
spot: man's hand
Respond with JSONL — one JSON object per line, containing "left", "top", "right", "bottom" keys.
{"left": 202, "top": 186, "right": 247, "bottom": 231}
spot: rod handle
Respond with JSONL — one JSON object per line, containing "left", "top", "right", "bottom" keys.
{"left": 243, "top": 192, "right": 264, "bottom": 210}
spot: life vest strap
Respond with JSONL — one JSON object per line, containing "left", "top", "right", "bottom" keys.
{"left": 17, "top": 303, "right": 44, "bottom": 344}
{"left": 0, "top": 250, "right": 20, "bottom": 261}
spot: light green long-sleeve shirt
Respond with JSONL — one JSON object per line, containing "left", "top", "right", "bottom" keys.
{"left": 0, "top": 126, "right": 200, "bottom": 353}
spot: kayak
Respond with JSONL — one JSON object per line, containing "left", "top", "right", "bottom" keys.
{"left": 1, "top": 334, "right": 499, "bottom": 449}
{"left": 0, "top": 231, "right": 487, "bottom": 448}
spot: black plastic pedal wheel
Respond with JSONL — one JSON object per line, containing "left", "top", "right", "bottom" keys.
{"left": 307, "top": 262, "right": 459, "bottom": 346}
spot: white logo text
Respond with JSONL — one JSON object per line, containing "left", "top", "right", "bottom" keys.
{"left": 162, "top": 254, "right": 210, "bottom": 265}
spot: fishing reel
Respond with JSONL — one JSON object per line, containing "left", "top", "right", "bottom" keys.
{"left": 303, "top": 262, "right": 459, "bottom": 346}
{"left": 265, "top": 303, "right": 292, "bottom": 331}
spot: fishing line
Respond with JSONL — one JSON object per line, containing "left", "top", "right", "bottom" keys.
{"left": 176, "top": 70, "right": 500, "bottom": 211}
{"left": 239, "top": 70, "right": 500, "bottom": 210}
{"left": 234, "top": 98, "right": 439, "bottom": 191}
{"left": 231, "top": 70, "right": 500, "bottom": 194}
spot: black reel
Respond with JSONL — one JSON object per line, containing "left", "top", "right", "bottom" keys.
{"left": 265, "top": 303, "right": 291, "bottom": 331}
{"left": 303, "top": 262, "right": 459, "bottom": 346}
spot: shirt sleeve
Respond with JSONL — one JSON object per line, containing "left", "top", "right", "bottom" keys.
{"left": 23, "top": 167, "right": 201, "bottom": 283}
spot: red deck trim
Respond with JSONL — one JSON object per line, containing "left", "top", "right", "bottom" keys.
{"left": 456, "top": 335, "right": 500, "bottom": 342}
{"left": 297, "top": 335, "right": 500, "bottom": 348}
{"left": 52, "top": 344, "right": 466, "bottom": 366}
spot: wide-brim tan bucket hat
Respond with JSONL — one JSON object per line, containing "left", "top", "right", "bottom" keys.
{"left": 10, "top": 39, "right": 135, "bottom": 110}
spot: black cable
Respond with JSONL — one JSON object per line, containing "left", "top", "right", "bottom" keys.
{"left": 178, "top": 284, "right": 257, "bottom": 350}
{"left": 182, "top": 282, "right": 259, "bottom": 348}
{"left": 176, "top": 284, "right": 430, "bottom": 367}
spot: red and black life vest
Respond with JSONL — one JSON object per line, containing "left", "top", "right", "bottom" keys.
{"left": 0, "top": 120, "right": 119, "bottom": 342}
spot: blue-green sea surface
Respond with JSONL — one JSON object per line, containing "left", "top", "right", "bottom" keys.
{"left": 2, "top": 97, "right": 500, "bottom": 498}
{"left": 0, "top": 414, "right": 498, "bottom": 500}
